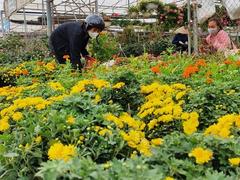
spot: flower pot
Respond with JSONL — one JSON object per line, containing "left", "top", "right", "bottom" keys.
{"left": 143, "top": 12, "right": 151, "bottom": 18}
{"left": 146, "top": 3, "right": 159, "bottom": 10}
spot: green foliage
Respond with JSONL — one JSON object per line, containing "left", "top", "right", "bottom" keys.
{"left": 148, "top": 133, "right": 240, "bottom": 179}
{"left": 35, "top": 133, "right": 240, "bottom": 180}
{"left": 111, "top": 19, "right": 143, "bottom": 27}
{"left": 102, "top": 70, "right": 144, "bottom": 113}
{"left": 0, "top": 34, "right": 49, "bottom": 64}
{"left": 184, "top": 83, "right": 240, "bottom": 129}
{"left": 148, "top": 38, "right": 174, "bottom": 56}
{"left": 89, "top": 34, "right": 119, "bottom": 62}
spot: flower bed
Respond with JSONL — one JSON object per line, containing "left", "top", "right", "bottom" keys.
{"left": 0, "top": 54, "right": 240, "bottom": 179}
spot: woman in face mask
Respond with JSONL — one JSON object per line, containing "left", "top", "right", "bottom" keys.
{"left": 49, "top": 14, "right": 105, "bottom": 70}
{"left": 205, "top": 18, "right": 236, "bottom": 52}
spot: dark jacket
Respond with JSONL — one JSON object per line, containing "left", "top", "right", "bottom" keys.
{"left": 172, "top": 33, "right": 188, "bottom": 52}
{"left": 50, "top": 21, "right": 90, "bottom": 68}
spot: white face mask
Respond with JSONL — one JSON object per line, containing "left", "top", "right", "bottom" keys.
{"left": 208, "top": 28, "right": 218, "bottom": 35}
{"left": 88, "top": 31, "right": 99, "bottom": 39}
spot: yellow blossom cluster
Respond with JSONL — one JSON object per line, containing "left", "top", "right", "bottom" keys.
{"left": 138, "top": 83, "right": 188, "bottom": 120}
{"left": 104, "top": 113, "right": 163, "bottom": 156}
{"left": 120, "top": 130, "right": 152, "bottom": 156}
{"left": 189, "top": 147, "right": 213, "bottom": 164}
{"left": 44, "top": 62, "right": 56, "bottom": 71}
{"left": 105, "top": 113, "right": 145, "bottom": 130}
{"left": 181, "top": 112, "right": 199, "bottom": 135}
{"left": 71, "top": 79, "right": 110, "bottom": 94}
{"left": 0, "top": 116, "right": 10, "bottom": 132}
{"left": 112, "top": 82, "right": 125, "bottom": 89}
{"left": 8, "top": 64, "right": 29, "bottom": 76}
{"left": 94, "top": 126, "right": 113, "bottom": 136}
{"left": 48, "top": 142, "right": 77, "bottom": 162}
{"left": 228, "top": 157, "right": 240, "bottom": 166}
{"left": 12, "top": 112, "right": 23, "bottom": 121}
{"left": 48, "top": 82, "right": 65, "bottom": 91}
{"left": 0, "top": 95, "right": 68, "bottom": 132}
{"left": 66, "top": 116, "right": 75, "bottom": 124}
{"left": 94, "top": 94, "right": 101, "bottom": 104}
{"left": 204, "top": 114, "right": 240, "bottom": 138}
{"left": 35, "top": 136, "right": 42, "bottom": 144}
{"left": 138, "top": 82, "right": 199, "bottom": 135}
{"left": 0, "top": 83, "right": 39, "bottom": 100}
{"left": 165, "top": 177, "right": 175, "bottom": 180}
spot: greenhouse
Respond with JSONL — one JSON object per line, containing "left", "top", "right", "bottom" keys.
{"left": 0, "top": 0, "right": 240, "bottom": 179}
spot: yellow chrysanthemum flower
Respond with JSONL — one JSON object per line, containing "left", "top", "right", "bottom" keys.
{"left": 98, "top": 128, "right": 112, "bottom": 136}
{"left": 67, "top": 116, "right": 75, "bottom": 125}
{"left": 48, "top": 82, "right": 65, "bottom": 91}
{"left": 189, "top": 147, "right": 213, "bottom": 164}
{"left": 48, "top": 142, "right": 76, "bottom": 162}
{"left": 165, "top": 177, "right": 175, "bottom": 180}
{"left": 112, "top": 82, "right": 125, "bottom": 89}
{"left": 12, "top": 112, "right": 23, "bottom": 121}
{"left": 0, "top": 117, "right": 10, "bottom": 132}
{"left": 229, "top": 158, "right": 240, "bottom": 166}
{"left": 151, "top": 138, "right": 164, "bottom": 146}
{"left": 94, "top": 94, "right": 101, "bottom": 104}
{"left": 35, "top": 136, "right": 42, "bottom": 144}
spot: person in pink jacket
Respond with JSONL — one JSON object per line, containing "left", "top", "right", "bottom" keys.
{"left": 206, "top": 18, "right": 236, "bottom": 52}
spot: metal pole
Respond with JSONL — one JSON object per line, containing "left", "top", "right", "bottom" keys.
{"left": 128, "top": 0, "right": 130, "bottom": 9}
{"left": 187, "top": 0, "right": 191, "bottom": 55}
{"left": 95, "top": 0, "right": 98, "bottom": 14}
{"left": 23, "top": 8, "right": 27, "bottom": 37}
{"left": 46, "top": 0, "right": 53, "bottom": 37}
{"left": 193, "top": 1, "right": 198, "bottom": 55}
{"left": 42, "top": 0, "right": 46, "bottom": 28}
{"left": 0, "top": 11, "right": 5, "bottom": 37}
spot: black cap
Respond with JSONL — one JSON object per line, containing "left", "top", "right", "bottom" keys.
{"left": 85, "top": 14, "right": 105, "bottom": 31}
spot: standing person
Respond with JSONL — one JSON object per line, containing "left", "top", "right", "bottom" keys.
{"left": 49, "top": 14, "right": 105, "bottom": 70}
{"left": 172, "top": 26, "right": 189, "bottom": 52}
{"left": 206, "top": 18, "right": 236, "bottom": 52}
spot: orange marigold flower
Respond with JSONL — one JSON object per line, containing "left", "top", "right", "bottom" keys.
{"left": 22, "top": 69, "right": 29, "bottom": 75}
{"left": 224, "top": 59, "right": 232, "bottom": 65}
{"left": 236, "top": 60, "right": 240, "bottom": 67}
{"left": 206, "top": 77, "right": 213, "bottom": 84}
{"left": 159, "top": 61, "right": 168, "bottom": 67}
{"left": 182, "top": 65, "right": 199, "bottom": 78}
{"left": 36, "top": 61, "right": 45, "bottom": 66}
{"left": 205, "top": 71, "right": 212, "bottom": 77}
{"left": 63, "top": 55, "right": 70, "bottom": 60}
{"left": 32, "top": 78, "right": 39, "bottom": 83}
{"left": 195, "top": 59, "right": 207, "bottom": 67}
{"left": 151, "top": 66, "right": 160, "bottom": 74}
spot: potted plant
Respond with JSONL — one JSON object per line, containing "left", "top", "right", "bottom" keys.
{"left": 139, "top": 0, "right": 161, "bottom": 12}
{"left": 128, "top": 6, "right": 139, "bottom": 18}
